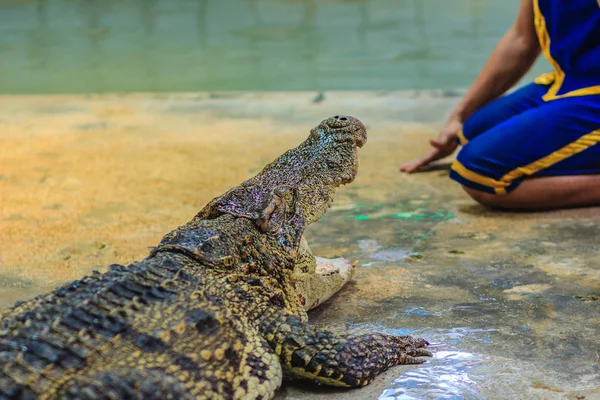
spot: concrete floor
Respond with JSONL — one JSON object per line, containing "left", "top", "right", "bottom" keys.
{"left": 1, "top": 91, "right": 598, "bottom": 399}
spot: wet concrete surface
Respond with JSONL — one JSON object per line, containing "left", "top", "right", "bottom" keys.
{"left": 1, "top": 91, "right": 599, "bottom": 399}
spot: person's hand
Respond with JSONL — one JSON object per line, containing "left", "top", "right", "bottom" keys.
{"left": 400, "top": 117, "right": 463, "bottom": 173}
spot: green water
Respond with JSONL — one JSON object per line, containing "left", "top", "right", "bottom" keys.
{"left": 0, "top": 0, "right": 550, "bottom": 94}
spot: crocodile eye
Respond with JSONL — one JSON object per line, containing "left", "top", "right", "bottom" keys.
{"left": 274, "top": 186, "right": 294, "bottom": 199}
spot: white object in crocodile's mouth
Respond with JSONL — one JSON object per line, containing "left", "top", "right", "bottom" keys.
{"left": 315, "top": 256, "right": 356, "bottom": 282}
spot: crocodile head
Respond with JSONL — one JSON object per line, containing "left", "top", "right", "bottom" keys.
{"left": 158, "top": 115, "right": 366, "bottom": 282}
{"left": 207, "top": 115, "right": 364, "bottom": 247}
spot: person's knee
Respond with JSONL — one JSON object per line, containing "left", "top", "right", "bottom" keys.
{"left": 452, "top": 141, "right": 518, "bottom": 207}
{"left": 462, "top": 186, "right": 505, "bottom": 208}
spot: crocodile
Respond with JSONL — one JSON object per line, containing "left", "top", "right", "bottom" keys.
{"left": 0, "top": 115, "right": 431, "bottom": 400}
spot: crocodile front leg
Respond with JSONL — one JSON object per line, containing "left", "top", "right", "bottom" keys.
{"left": 259, "top": 310, "right": 432, "bottom": 388}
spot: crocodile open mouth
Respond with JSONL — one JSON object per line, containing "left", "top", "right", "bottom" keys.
{"left": 295, "top": 215, "right": 357, "bottom": 311}
{"left": 295, "top": 246, "right": 357, "bottom": 311}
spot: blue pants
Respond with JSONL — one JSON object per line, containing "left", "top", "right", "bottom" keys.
{"left": 449, "top": 83, "right": 600, "bottom": 195}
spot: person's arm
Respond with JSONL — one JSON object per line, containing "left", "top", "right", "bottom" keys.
{"left": 401, "top": 0, "right": 540, "bottom": 173}
{"left": 451, "top": 0, "right": 540, "bottom": 122}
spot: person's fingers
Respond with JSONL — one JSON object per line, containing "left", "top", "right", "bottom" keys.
{"left": 399, "top": 160, "right": 420, "bottom": 172}
{"left": 400, "top": 158, "right": 428, "bottom": 173}
{"left": 402, "top": 132, "right": 461, "bottom": 173}
{"left": 400, "top": 149, "right": 440, "bottom": 172}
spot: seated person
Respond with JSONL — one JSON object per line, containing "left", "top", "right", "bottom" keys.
{"left": 401, "top": 0, "right": 600, "bottom": 210}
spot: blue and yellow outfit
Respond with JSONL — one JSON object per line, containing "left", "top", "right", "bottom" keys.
{"left": 449, "top": 0, "right": 600, "bottom": 195}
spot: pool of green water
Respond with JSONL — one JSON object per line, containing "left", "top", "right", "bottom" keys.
{"left": 0, "top": 0, "right": 550, "bottom": 94}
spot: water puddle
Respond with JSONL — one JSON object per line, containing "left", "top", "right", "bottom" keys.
{"left": 400, "top": 307, "right": 442, "bottom": 318}
{"left": 380, "top": 351, "right": 484, "bottom": 400}
{"left": 369, "top": 248, "right": 413, "bottom": 262}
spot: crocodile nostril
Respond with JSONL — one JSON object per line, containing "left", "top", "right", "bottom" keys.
{"left": 334, "top": 115, "right": 339, "bottom": 119}
{"left": 340, "top": 117, "right": 348, "bottom": 121}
